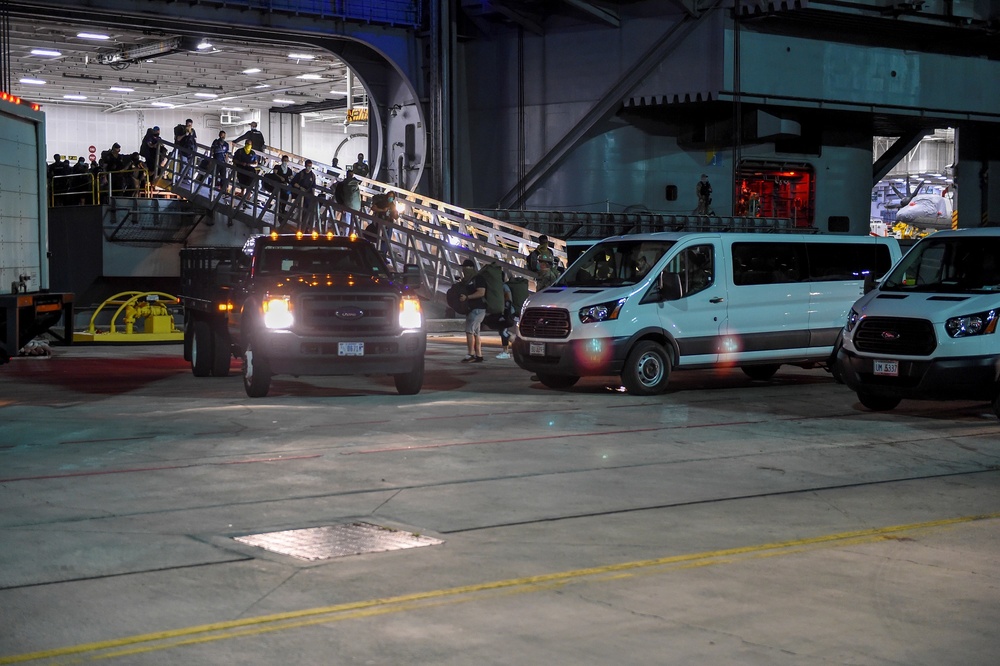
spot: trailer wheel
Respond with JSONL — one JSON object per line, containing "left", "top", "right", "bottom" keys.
{"left": 393, "top": 359, "right": 424, "bottom": 395}
{"left": 210, "top": 326, "right": 232, "bottom": 377}
{"left": 621, "top": 341, "right": 671, "bottom": 395}
{"left": 741, "top": 364, "right": 780, "bottom": 381}
{"left": 242, "top": 339, "right": 271, "bottom": 398}
{"left": 191, "top": 320, "right": 214, "bottom": 377}
{"left": 857, "top": 392, "right": 901, "bottom": 412}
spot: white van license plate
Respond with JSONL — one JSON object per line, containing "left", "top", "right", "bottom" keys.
{"left": 873, "top": 359, "right": 898, "bottom": 376}
{"left": 338, "top": 342, "right": 364, "bottom": 356}
{"left": 529, "top": 342, "right": 545, "bottom": 356}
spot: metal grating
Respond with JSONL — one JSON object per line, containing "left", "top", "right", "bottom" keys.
{"left": 233, "top": 522, "right": 443, "bottom": 561}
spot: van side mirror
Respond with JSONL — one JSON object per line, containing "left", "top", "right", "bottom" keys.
{"left": 659, "top": 272, "right": 683, "bottom": 301}
{"left": 863, "top": 273, "right": 878, "bottom": 294}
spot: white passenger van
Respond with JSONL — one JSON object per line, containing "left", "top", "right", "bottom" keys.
{"left": 836, "top": 228, "right": 1000, "bottom": 418}
{"left": 512, "top": 232, "right": 901, "bottom": 395}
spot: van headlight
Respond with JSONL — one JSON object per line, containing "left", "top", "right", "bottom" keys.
{"left": 399, "top": 297, "right": 423, "bottom": 329}
{"left": 845, "top": 309, "right": 860, "bottom": 333}
{"left": 945, "top": 309, "right": 997, "bottom": 338}
{"left": 262, "top": 295, "right": 293, "bottom": 329}
{"left": 579, "top": 298, "right": 626, "bottom": 324}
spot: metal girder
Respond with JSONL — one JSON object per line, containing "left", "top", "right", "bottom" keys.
{"left": 498, "top": 1, "right": 725, "bottom": 209}
{"left": 561, "top": 0, "right": 619, "bottom": 27}
{"left": 872, "top": 128, "right": 932, "bottom": 186}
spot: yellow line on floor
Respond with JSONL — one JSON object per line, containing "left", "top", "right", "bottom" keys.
{"left": 2, "top": 512, "right": 997, "bottom": 664}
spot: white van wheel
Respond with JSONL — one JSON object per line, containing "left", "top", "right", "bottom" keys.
{"left": 857, "top": 392, "right": 900, "bottom": 412}
{"left": 742, "top": 364, "right": 780, "bottom": 381}
{"left": 622, "top": 341, "right": 671, "bottom": 395}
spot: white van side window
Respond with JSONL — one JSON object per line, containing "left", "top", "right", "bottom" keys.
{"left": 732, "top": 242, "right": 805, "bottom": 285}
{"left": 663, "top": 245, "right": 714, "bottom": 297}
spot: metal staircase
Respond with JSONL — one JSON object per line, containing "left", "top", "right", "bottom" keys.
{"left": 159, "top": 140, "right": 560, "bottom": 303}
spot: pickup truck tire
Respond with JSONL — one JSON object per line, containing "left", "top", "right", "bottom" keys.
{"left": 242, "top": 339, "right": 272, "bottom": 398}
{"left": 856, "top": 392, "right": 901, "bottom": 412}
{"left": 742, "top": 364, "right": 780, "bottom": 381}
{"left": 622, "top": 341, "right": 671, "bottom": 395}
{"left": 393, "top": 359, "right": 424, "bottom": 395}
{"left": 210, "top": 327, "right": 231, "bottom": 377}
{"left": 191, "top": 320, "right": 215, "bottom": 377}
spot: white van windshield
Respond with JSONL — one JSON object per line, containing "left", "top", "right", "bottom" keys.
{"left": 881, "top": 237, "right": 1000, "bottom": 293}
{"left": 561, "top": 240, "right": 675, "bottom": 287}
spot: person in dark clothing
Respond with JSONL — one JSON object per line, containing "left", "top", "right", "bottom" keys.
{"left": 48, "top": 154, "right": 71, "bottom": 205}
{"left": 232, "top": 121, "right": 265, "bottom": 151}
{"left": 70, "top": 157, "right": 91, "bottom": 205}
{"left": 291, "top": 159, "right": 318, "bottom": 229}
{"left": 231, "top": 140, "right": 260, "bottom": 205}
{"left": 268, "top": 154, "right": 294, "bottom": 220}
{"left": 208, "top": 130, "right": 231, "bottom": 192}
{"left": 174, "top": 119, "right": 198, "bottom": 186}
{"left": 351, "top": 152, "right": 369, "bottom": 178}
{"left": 139, "top": 126, "right": 161, "bottom": 180}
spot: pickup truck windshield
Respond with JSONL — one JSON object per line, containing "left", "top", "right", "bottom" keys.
{"left": 881, "top": 237, "right": 1000, "bottom": 293}
{"left": 561, "top": 240, "right": 675, "bottom": 287}
{"left": 256, "top": 244, "right": 387, "bottom": 276}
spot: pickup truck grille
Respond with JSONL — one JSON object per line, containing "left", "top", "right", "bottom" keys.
{"left": 854, "top": 317, "right": 936, "bottom": 356}
{"left": 297, "top": 293, "right": 398, "bottom": 334}
{"left": 519, "top": 308, "right": 571, "bottom": 339}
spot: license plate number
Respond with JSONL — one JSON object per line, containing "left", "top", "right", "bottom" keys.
{"left": 338, "top": 342, "right": 364, "bottom": 356}
{"left": 873, "top": 359, "right": 898, "bottom": 377}
{"left": 529, "top": 342, "right": 545, "bottom": 356}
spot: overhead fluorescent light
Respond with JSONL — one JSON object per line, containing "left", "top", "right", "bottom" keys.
{"left": 150, "top": 102, "right": 175, "bottom": 108}
{"left": 63, "top": 95, "right": 87, "bottom": 100}
{"left": 242, "top": 68, "right": 261, "bottom": 74}
{"left": 109, "top": 86, "right": 134, "bottom": 92}
{"left": 287, "top": 53, "right": 315, "bottom": 60}
{"left": 253, "top": 84, "right": 271, "bottom": 89}
{"left": 217, "top": 96, "right": 235, "bottom": 101}
{"left": 31, "top": 48, "right": 62, "bottom": 57}
{"left": 297, "top": 74, "right": 323, "bottom": 80}
{"left": 194, "top": 92, "right": 218, "bottom": 98}
{"left": 272, "top": 98, "right": 294, "bottom": 104}
{"left": 196, "top": 41, "right": 213, "bottom": 50}
{"left": 77, "top": 32, "right": 110, "bottom": 40}
{"left": 19, "top": 78, "right": 46, "bottom": 85}
{"left": 221, "top": 107, "right": 244, "bottom": 112}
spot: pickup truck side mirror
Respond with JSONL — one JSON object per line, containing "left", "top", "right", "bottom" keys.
{"left": 658, "top": 272, "right": 684, "bottom": 301}
{"left": 401, "top": 263, "right": 422, "bottom": 287}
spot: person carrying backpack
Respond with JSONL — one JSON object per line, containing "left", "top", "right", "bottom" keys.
{"left": 457, "top": 259, "right": 487, "bottom": 363}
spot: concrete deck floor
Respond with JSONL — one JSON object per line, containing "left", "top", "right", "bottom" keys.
{"left": 1, "top": 335, "right": 998, "bottom": 665}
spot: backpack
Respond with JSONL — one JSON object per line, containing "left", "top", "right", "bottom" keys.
{"left": 477, "top": 263, "right": 504, "bottom": 315}
{"left": 507, "top": 277, "right": 529, "bottom": 311}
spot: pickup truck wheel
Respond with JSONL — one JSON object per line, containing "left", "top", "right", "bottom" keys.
{"left": 242, "top": 340, "right": 271, "bottom": 398}
{"left": 191, "top": 320, "right": 214, "bottom": 377}
{"left": 621, "top": 341, "right": 671, "bottom": 395}
{"left": 741, "top": 364, "right": 780, "bottom": 381}
{"left": 393, "top": 360, "right": 424, "bottom": 395}
{"left": 536, "top": 374, "right": 579, "bottom": 389}
{"left": 857, "top": 392, "right": 901, "bottom": 412}
{"left": 210, "top": 327, "right": 232, "bottom": 377}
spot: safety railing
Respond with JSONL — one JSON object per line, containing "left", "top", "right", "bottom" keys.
{"left": 49, "top": 172, "right": 97, "bottom": 206}
{"left": 159, "top": 139, "right": 545, "bottom": 301}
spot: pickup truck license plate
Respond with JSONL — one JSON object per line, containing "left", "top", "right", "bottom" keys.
{"left": 338, "top": 342, "right": 364, "bottom": 356}
{"left": 873, "top": 359, "right": 898, "bottom": 377}
{"left": 529, "top": 342, "right": 545, "bottom": 356}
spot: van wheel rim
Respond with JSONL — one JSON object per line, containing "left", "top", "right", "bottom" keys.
{"left": 636, "top": 353, "right": 663, "bottom": 386}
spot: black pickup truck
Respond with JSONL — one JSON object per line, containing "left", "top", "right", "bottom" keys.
{"left": 179, "top": 233, "right": 426, "bottom": 397}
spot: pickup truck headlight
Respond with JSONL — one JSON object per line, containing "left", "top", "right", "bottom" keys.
{"left": 262, "top": 296, "right": 294, "bottom": 329}
{"left": 945, "top": 309, "right": 997, "bottom": 338}
{"left": 399, "top": 297, "right": 423, "bottom": 329}
{"left": 579, "top": 298, "right": 626, "bottom": 324}
{"left": 845, "top": 309, "right": 860, "bottom": 333}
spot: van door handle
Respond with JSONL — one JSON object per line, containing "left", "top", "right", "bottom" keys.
{"left": 709, "top": 297, "right": 725, "bottom": 303}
